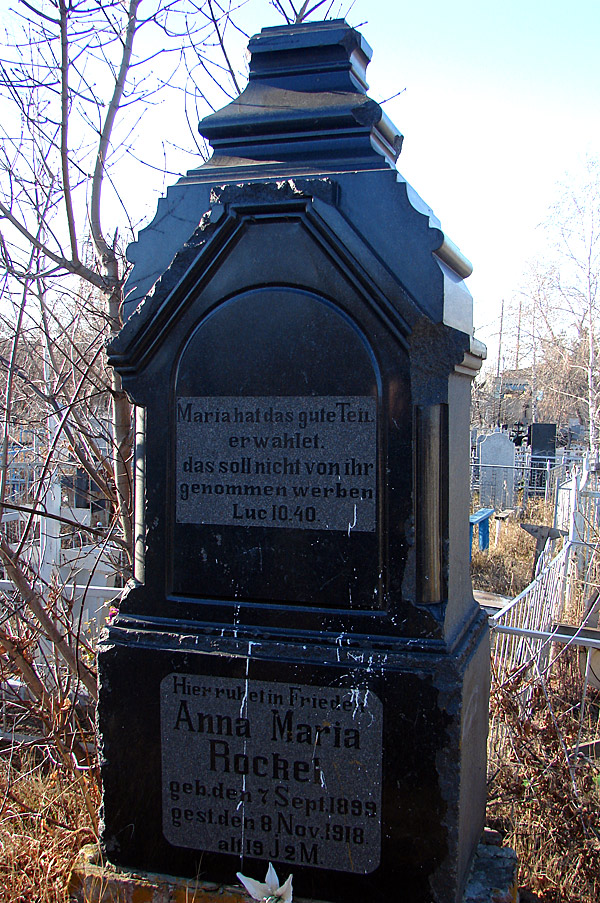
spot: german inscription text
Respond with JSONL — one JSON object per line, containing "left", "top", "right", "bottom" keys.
{"left": 161, "top": 674, "right": 382, "bottom": 873}
{"left": 176, "top": 396, "right": 377, "bottom": 531}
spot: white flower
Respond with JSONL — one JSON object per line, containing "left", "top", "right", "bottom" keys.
{"left": 237, "top": 863, "right": 293, "bottom": 903}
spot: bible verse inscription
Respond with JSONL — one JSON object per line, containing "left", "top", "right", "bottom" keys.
{"left": 161, "top": 674, "right": 382, "bottom": 873}
{"left": 176, "top": 396, "right": 377, "bottom": 531}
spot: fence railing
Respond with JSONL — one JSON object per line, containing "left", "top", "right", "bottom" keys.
{"left": 487, "top": 459, "right": 600, "bottom": 761}
{"left": 471, "top": 446, "right": 594, "bottom": 511}
{"left": 470, "top": 452, "right": 556, "bottom": 504}
{"left": 490, "top": 541, "right": 572, "bottom": 692}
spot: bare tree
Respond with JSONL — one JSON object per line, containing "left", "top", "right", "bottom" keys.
{"left": 270, "top": 0, "right": 336, "bottom": 24}
{"left": 0, "top": 0, "right": 243, "bottom": 552}
{"left": 0, "top": 0, "right": 345, "bottom": 849}
{"left": 544, "top": 158, "right": 600, "bottom": 453}
{"left": 488, "top": 159, "right": 600, "bottom": 450}
{"left": 0, "top": 0, "right": 249, "bottom": 823}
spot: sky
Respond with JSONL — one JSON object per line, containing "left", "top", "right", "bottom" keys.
{"left": 355, "top": 0, "right": 600, "bottom": 367}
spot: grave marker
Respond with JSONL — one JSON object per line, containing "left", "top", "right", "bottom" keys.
{"left": 98, "top": 20, "right": 489, "bottom": 903}
{"left": 479, "top": 432, "right": 516, "bottom": 508}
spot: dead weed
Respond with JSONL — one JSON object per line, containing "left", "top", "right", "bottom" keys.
{"left": 0, "top": 751, "right": 97, "bottom": 903}
{"left": 471, "top": 499, "right": 555, "bottom": 597}
{"left": 481, "top": 504, "right": 600, "bottom": 903}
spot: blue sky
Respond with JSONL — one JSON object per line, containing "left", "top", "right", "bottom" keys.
{"left": 354, "top": 0, "right": 600, "bottom": 364}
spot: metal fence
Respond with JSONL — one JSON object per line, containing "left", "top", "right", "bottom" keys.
{"left": 490, "top": 542, "right": 572, "bottom": 695}
{"left": 471, "top": 444, "right": 592, "bottom": 510}
{"left": 487, "top": 459, "right": 600, "bottom": 761}
{"left": 470, "top": 448, "right": 548, "bottom": 504}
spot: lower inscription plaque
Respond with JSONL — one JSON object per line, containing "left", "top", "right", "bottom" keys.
{"left": 161, "top": 674, "right": 383, "bottom": 873}
{"left": 176, "top": 396, "right": 377, "bottom": 532}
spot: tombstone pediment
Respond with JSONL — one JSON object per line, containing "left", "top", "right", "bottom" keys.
{"left": 110, "top": 177, "right": 431, "bottom": 391}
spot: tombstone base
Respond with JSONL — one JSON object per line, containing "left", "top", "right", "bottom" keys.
{"left": 67, "top": 836, "right": 518, "bottom": 903}
{"left": 97, "top": 617, "right": 489, "bottom": 903}
{"left": 66, "top": 843, "right": 250, "bottom": 903}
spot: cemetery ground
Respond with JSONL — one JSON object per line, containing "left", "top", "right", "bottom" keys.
{"left": 1, "top": 505, "right": 599, "bottom": 903}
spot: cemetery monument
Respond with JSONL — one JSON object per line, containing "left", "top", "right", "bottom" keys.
{"left": 97, "top": 19, "right": 490, "bottom": 903}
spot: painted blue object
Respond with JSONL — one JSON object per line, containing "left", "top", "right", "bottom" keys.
{"left": 469, "top": 507, "right": 495, "bottom": 558}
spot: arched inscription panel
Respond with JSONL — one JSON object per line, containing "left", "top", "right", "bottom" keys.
{"left": 171, "top": 287, "right": 385, "bottom": 608}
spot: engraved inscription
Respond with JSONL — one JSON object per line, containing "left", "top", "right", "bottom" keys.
{"left": 161, "top": 674, "right": 382, "bottom": 873}
{"left": 176, "top": 396, "right": 377, "bottom": 531}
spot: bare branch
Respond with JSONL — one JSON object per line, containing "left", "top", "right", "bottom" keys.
{"left": 89, "top": 0, "right": 141, "bottom": 273}
{"left": 207, "top": 0, "right": 241, "bottom": 94}
{"left": 16, "top": 0, "right": 60, "bottom": 26}
{"left": 58, "top": 0, "right": 81, "bottom": 265}
{"left": 0, "top": 200, "right": 105, "bottom": 290}
{"left": 0, "top": 534, "right": 97, "bottom": 700}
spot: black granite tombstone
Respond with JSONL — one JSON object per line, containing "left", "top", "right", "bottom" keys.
{"left": 529, "top": 422, "right": 557, "bottom": 459}
{"left": 98, "top": 20, "right": 489, "bottom": 903}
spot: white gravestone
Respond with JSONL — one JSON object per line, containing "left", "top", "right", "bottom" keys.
{"left": 479, "top": 432, "right": 515, "bottom": 509}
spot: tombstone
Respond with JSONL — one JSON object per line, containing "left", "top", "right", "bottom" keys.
{"left": 529, "top": 422, "right": 557, "bottom": 460}
{"left": 479, "top": 432, "right": 516, "bottom": 508}
{"left": 97, "top": 20, "right": 489, "bottom": 903}
{"left": 528, "top": 423, "right": 556, "bottom": 491}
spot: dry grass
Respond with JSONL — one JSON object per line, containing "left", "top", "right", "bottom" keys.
{"left": 487, "top": 654, "right": 600, "bottom": 903}
{"left": 478, "top": 495, "right": 600, "bottom": 902}
{"left": 0, "top": 751, "right": 97, "bottom": 903}
{"left": 471, "top": 498, "right": 556, "bottom": 598}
